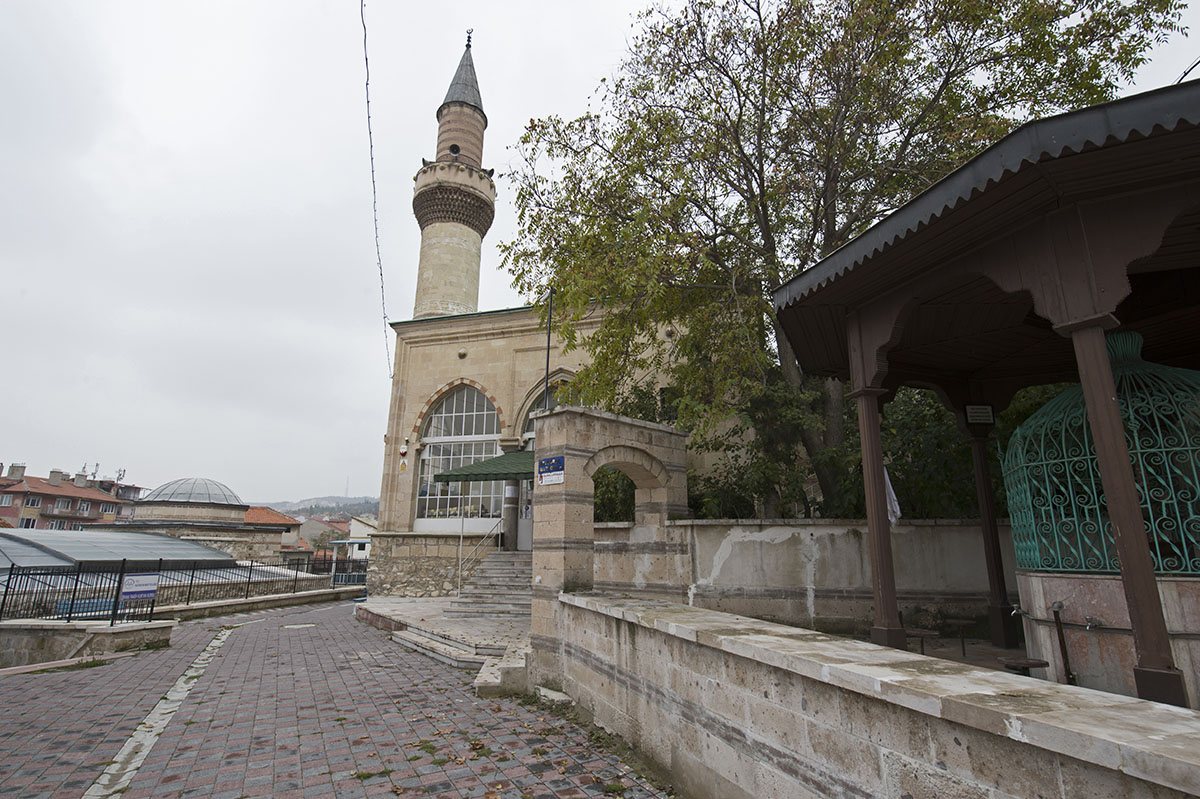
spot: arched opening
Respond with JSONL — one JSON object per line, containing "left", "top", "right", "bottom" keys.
{"left": 415, "top": 385, "right": 503, "bottom": 531}
{"left": 584, "top": 445, "right": 673, "bottom": 526}
{"left": 593, "top": 467, "right": 636, "bottom": 522}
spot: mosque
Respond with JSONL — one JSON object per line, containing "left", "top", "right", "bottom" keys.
{"left": 372, "top": 40, "right": 597, "bottom": 574}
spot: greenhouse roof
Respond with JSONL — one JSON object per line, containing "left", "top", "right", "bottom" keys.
{"left": 0, "top": 529, "right": 236, "bottom": 570}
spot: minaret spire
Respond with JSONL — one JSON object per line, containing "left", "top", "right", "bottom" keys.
{"left": 410, "top": 37, "right": 496, "bottom": 319}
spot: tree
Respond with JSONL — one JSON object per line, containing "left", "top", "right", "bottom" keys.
{"left": 503, "top": 0, "right": 1183, "bottom": 513}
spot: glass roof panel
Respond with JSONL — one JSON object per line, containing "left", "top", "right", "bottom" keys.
{"left": 0, "top": 530, "right": 235, "bottom": 568}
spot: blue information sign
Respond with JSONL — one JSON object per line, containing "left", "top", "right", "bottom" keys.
{"left": 537, "top": 455, "right": 565, "bottom": 486}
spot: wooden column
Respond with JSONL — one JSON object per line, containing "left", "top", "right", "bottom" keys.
{"left": 1070, "top": 325, "right": 1186, "bottom": 707}
{"left": 852, "top": 388, "right": 906, "bottom": 649}
{"left": 966, "top": 433, "right": 1020, "bottom": 648}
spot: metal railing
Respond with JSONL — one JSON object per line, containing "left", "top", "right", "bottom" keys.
{"left": 0, "top": 557, "right": 353, "bottom": 625}
{"left": 457, "top": 518, "right": 503, "bottom": 596}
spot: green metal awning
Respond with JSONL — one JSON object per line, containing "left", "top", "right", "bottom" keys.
{"left": 433, "top": 450, "right": 535, "bottom": 483}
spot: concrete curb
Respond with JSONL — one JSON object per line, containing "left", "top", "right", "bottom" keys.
{"left": 0, "top": 650, "right": 139, "bottom": 677}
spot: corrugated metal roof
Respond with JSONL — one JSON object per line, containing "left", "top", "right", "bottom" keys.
{"left": 433, "top": 450, "right": 534, "bottom": 482}
{"left": 774, "top": 80, "right": 1200, "bottom": 312}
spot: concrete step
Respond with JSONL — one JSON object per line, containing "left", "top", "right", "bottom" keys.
{"left": 457, "top": 597, "right": 530, "bottom": 607}
{"left": 391, "top": 630, "right": 486, "bottom": 670}
{"left": 473, "top": 640, "right": 531, "bottom": 698}
{"left": 459, "top": 585, "right": 531, "bottom": 596}
{"left": 444, "top": 603, "right": 532, "bottom": 618}
{"left": 400, "top": 621, "right": 508, "bottom": 657}
{"left": 468, "top": 577, "right": 530, "bottom": 585}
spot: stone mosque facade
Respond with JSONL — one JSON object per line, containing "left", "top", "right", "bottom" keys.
{"left": 372, "top": 41, "right": 597, "bottom": 591}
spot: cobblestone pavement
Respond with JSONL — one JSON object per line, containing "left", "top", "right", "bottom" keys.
{"left": 0, "top": 602, "right": 670, "bottom": 799}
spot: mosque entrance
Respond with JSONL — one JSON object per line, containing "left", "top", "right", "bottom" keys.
{"left": 517, "top": 479, "right": 533, "bottom": 551}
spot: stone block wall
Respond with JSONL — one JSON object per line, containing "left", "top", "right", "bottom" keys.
{"left": 594, "top": 519, "right": 1018, "bottom": 634}
{"left": 1018, "top": 571, "right": 1200, "bottom": 707}
{"left": 0, "top": 620, "right": 175, "bottom": 668}
{"left": 552, "top": 594, "right": 1200, "bottom": 799}
{"left": 181, "top": 531, "right": 281, "bottom": 562}
{"left": 366, "top": 531, "right": 484, "bottom": 596}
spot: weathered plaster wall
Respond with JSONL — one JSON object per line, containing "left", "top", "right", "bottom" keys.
{"left": 366, "top": 532, "right": 484, "bottom": 596}
{"left": 553, "top": 594, "right": 1200, "bottom": 799}
{"left": 1018, "top": 571, "right": 1200, "bottom": 707}
{"left": 594, "top": 519, "right": 1018, "bottom": 633}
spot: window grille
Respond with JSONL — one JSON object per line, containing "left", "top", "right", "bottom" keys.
{"left": 416, "top": 386, "right": 502, "bottom": 519}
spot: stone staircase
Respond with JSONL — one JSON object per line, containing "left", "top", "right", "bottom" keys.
{"left": 389, "top": 621, "right": 505, "bottom": 670}
{"left": 445, "top": 551, "right": 532, "bottom": 618}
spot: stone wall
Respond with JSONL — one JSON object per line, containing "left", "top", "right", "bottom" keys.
{"left": 0, "top": 620, "right": 175, "bottom": 669}
{"left": 377, "top": 307, "right": 601, "bottom": 534}
{"left": 594, "top": 518, "right": 1018, "bottom": 633}
{"left": 366, "top": 531, "right": 485, "bottom": 596}
{"left": 180, "top": 530, "right": 281, "bottom": 562}
{"left": 1018, "top": 571, "right": 1200, "bottom": 707}
{"left": 552, "top": 594, "right": 1200, "bottom": 799}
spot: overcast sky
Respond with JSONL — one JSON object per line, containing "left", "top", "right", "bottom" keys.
{"left": 2, "top": 2, "right": 1196, "bottom": 503}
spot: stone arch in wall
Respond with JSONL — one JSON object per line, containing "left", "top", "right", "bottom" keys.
{"left": 583, "top": 445, "right": 671, "bottom": 525}
{"left": 528, "top": 405, "right": 689, "bottom": 688}
{"left": 517, "top": 368, "right": 576, "bottom": 444}
{"left": 411, "top": 377, "right": 506, "bottom": 440}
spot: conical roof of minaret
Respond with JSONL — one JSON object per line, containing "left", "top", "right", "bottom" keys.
{"left": 439, "top": 43, "right": 485, "bottom": 124}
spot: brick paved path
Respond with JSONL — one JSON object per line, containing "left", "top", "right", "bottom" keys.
{"left": 0, "top": 602, "right": 669, "bottom": 799}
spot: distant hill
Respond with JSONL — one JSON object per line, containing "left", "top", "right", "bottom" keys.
{"left": 256, "top": 496, "right": 379, "bottom": 516}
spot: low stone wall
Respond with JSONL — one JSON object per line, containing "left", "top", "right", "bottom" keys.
{"left": 1018, "top": 571, "right": 1200, "bottom": 706}
{"left": 367, "top": 531, "right": 487, "bottom": 596}
{"left": 0, "top": 620, "right": 175, "bottom": 668}
{"left": 155, "top": 587, "right": 364, "bottom": 620}
{"left": 550, "top": 594, "right": 1200, "bottom": 799}
{"left": 152, "top": 571, "right": 330, "bottom": 606}
{"left": 594, "top": 519, "right": 1017, "bottom": 633}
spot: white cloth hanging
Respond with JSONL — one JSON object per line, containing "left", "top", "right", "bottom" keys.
{"left": 884, "top": 466, "right": 901, "bottom": 525}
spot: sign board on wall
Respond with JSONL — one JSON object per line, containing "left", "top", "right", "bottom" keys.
{"left": 121, "top": 573, "right": 159, "bottom": 601}
{"left": 537, "top": 456, "right": 565, "bottom": 486}
{"left": 964, "top": 404, "right": 995, "bottom": 425}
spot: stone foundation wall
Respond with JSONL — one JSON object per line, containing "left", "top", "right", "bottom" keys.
{"left": 0, "top": 620, "right": 175, "bottom": 669}
{"left": 367, "top": 531, "right": 485, "bottom": 596}
{"left": 550, "top": 594, "right": 1200, "bottom": 799}
{"left": 593, "top": 519, "right": 1018, "bottom": 633}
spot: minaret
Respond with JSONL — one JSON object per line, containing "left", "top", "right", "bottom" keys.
{"left": 411, "top": 33, "right": 496, "bottom": 319}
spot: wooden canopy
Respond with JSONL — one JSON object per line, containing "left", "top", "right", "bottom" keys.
{"left": 773, "top": 80, "right": 1200, "bottom": 707}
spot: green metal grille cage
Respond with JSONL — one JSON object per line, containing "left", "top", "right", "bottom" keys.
{"left": 1003, "top": 332, "right": 1200, "bottom": 574}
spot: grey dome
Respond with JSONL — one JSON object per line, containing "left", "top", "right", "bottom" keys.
{"left": 142, "top": 477, "right": 244, "bottom": 505}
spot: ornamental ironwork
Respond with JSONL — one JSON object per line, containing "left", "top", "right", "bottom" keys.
{"left": 1003, "top": 332, "right": 1200, "bottom": 574}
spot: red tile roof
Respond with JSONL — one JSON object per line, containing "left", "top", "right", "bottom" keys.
{"left": 245, "top": 506, "right": 300, "bottom": 526}
{"left": 0, "top": 476, "right": 119, "bottom": 502}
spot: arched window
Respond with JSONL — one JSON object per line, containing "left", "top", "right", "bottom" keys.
{"left": 416, "top": 386, "right": 502, "bottom": 521}
{"left": 522, "top": 383, "right": 562, "bottom": 445}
